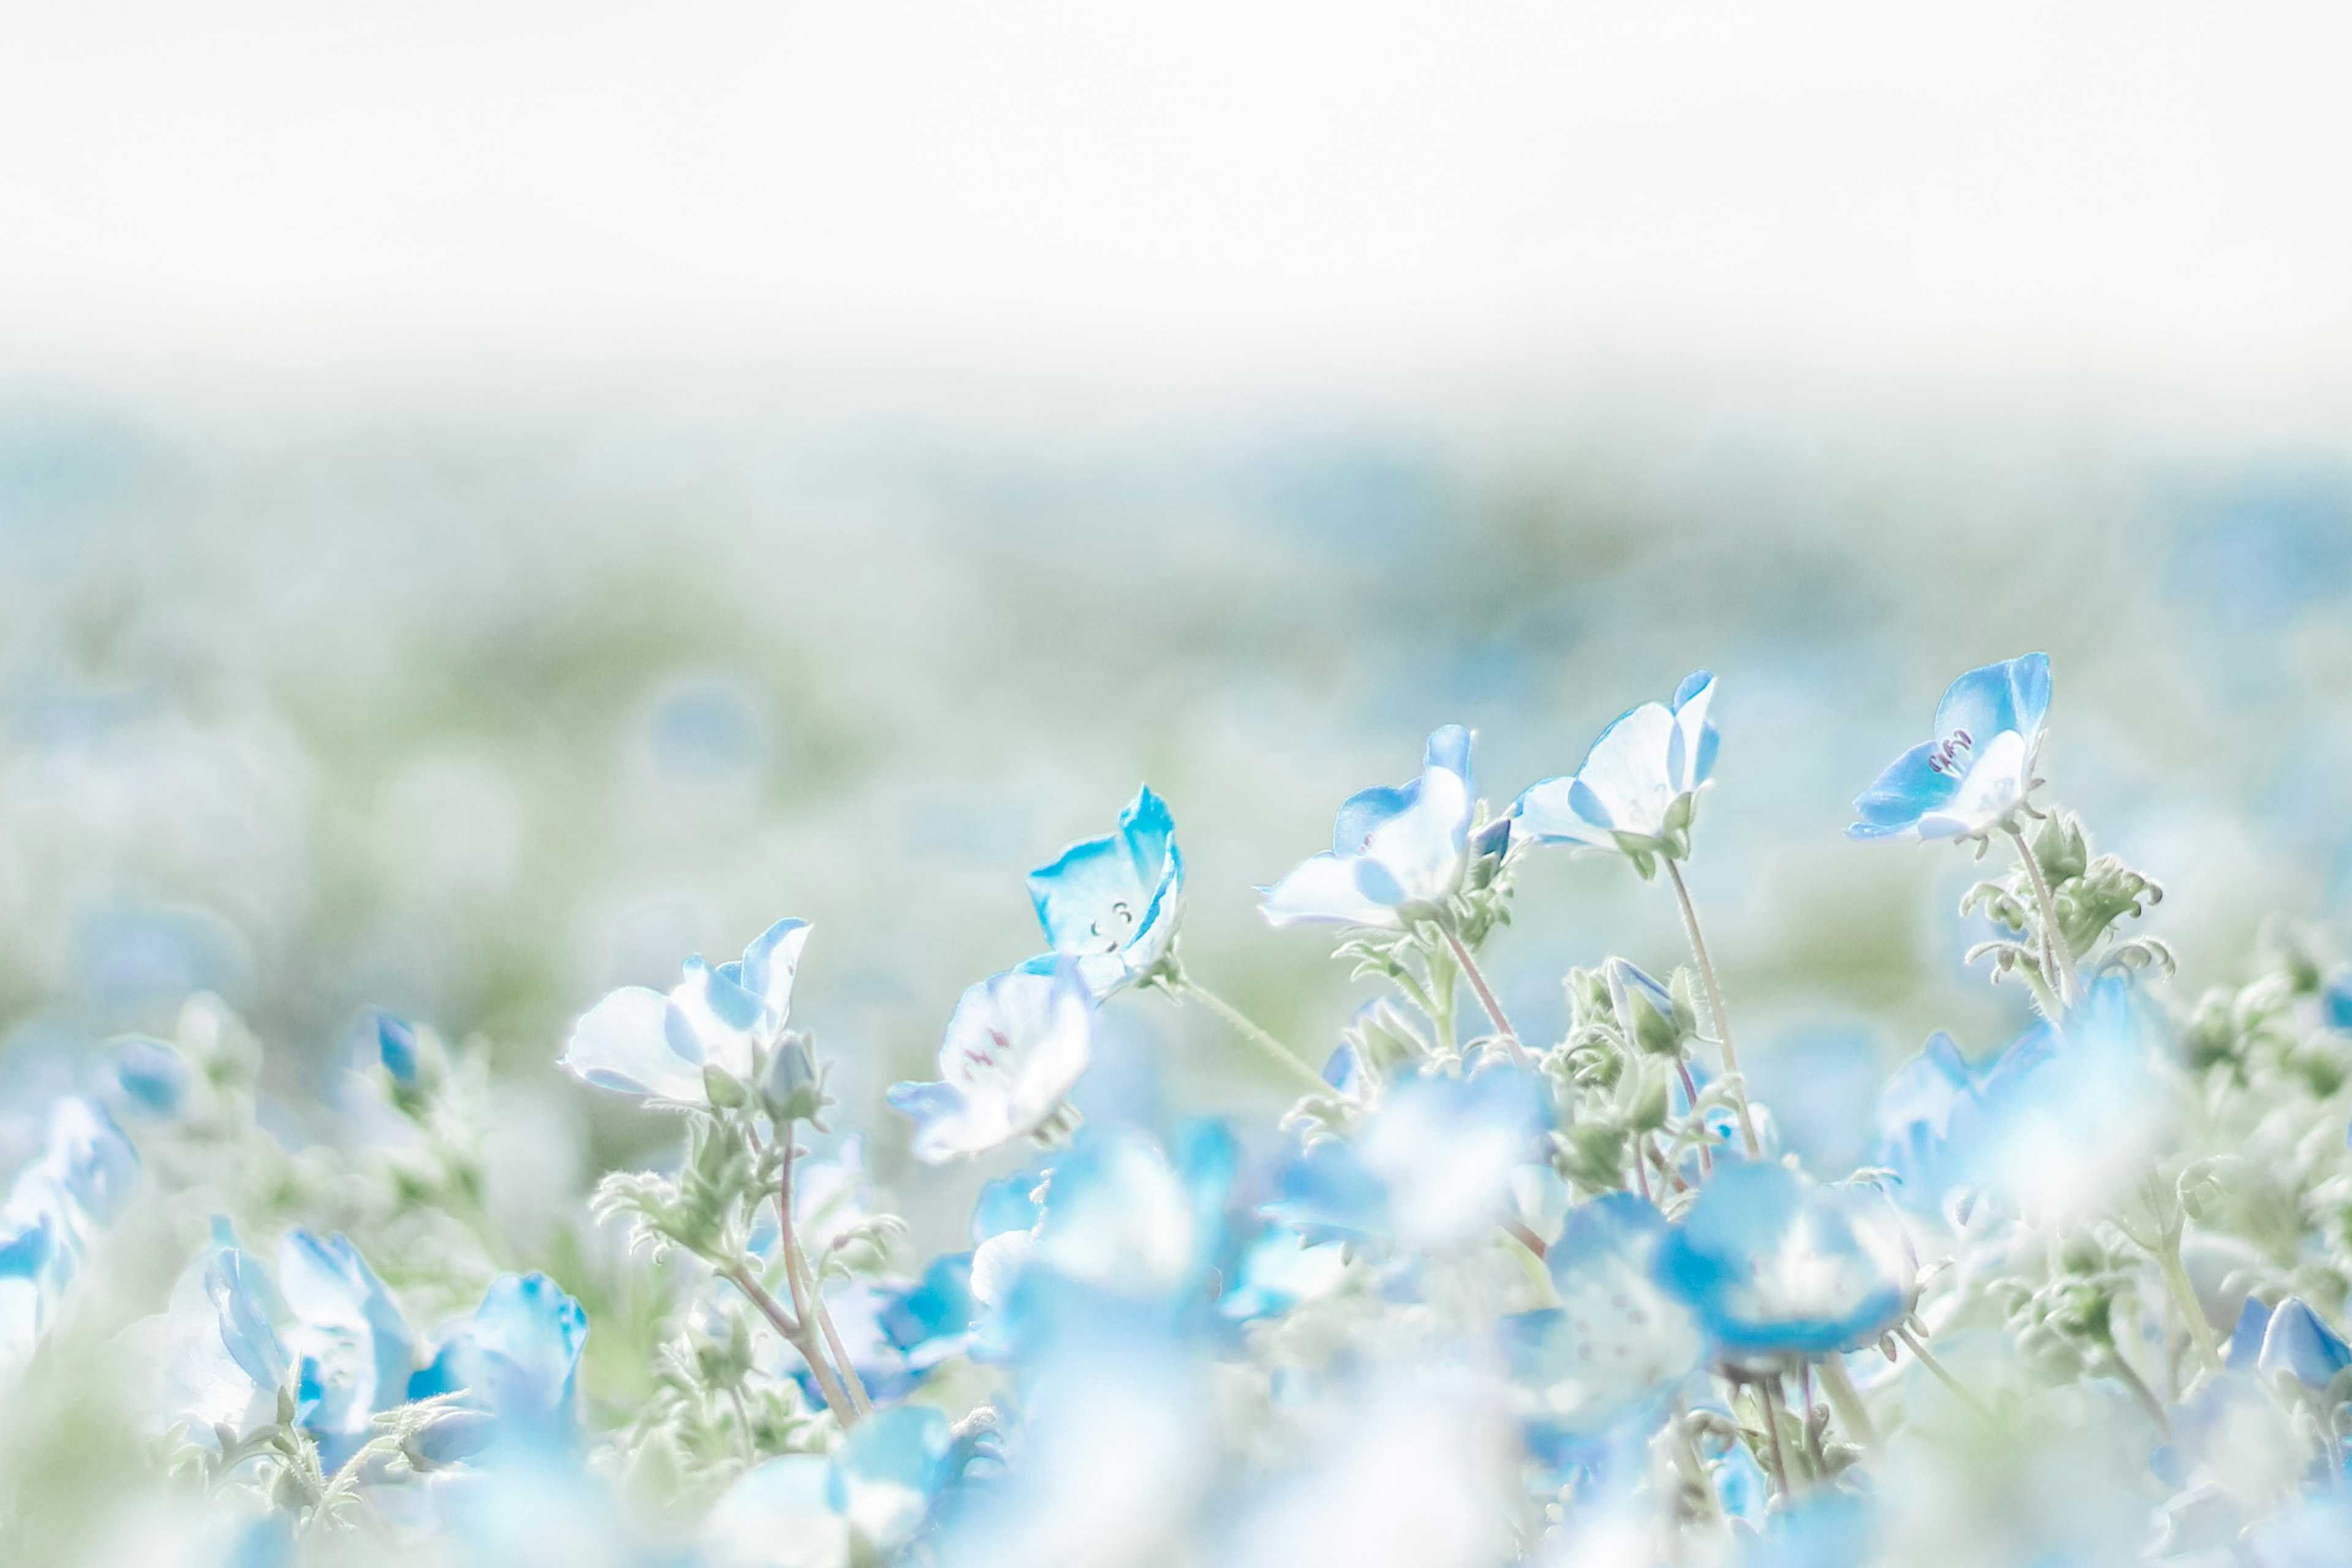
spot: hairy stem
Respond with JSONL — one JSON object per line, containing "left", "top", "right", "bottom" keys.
{"left": 776, "top": 1138, "right": 871, "bottom": 1418}
{"left": 1442, "top": 928, "right": 1531, "bottom": 1068}
{"left": 1674, "top": 1057, "right": 1714, "bottom": 1177}
{"left": 2009, "top": 826, "right": 2083, "bottom": 1010}
{"left": 1762, "top": 1373, "right": 1801, "bottom": 1494}
{"left": 1177, "top": 978, "right": 1332, "bottom": 1096}
{"left": 1815, "top": 1355, "right": 1879, "bottom": 1451}
{"left": 723, "top": 1261, "right": 853, "bottom": 1428}
{"left": 1664, "top": 859, "right": 1763, "bottom": 1157}
{"left": 2154, "top": 1233, "right": 2224, "bottom": 1377}
{"left": 1897, "top": 1324, "right": 1991, "bottom": 1420}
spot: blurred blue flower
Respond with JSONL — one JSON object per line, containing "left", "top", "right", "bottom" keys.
{"left": 367, "top": 1012, "right": 422, "bottom": 1088}
{"left": 1870, "top": 1031, "right": 1986, "bottom": 1214}
{"left": 1512, "top": 672, "right": 1717, "bottom": 858}
{"left": 277, "top": 1231, "right": 415, "bottom": 1467}
{"left": 1025, "top": 786, "right": 1183, "bottom": 998}
{"left": 1848, "top": 653, "right": 2049, "bottom": 843}
{"left": 888, "top": 958, "right": 1096, "bottom": 1164}
{"left": 409, "top": 1273, "right": 587, "bottom": 1446}
{"left": 1498, "top": 1194, "right": 1705, "bottom": 1446}
{"left": 975, "top": 1123, "right": 1238, "bottom": 1362}
{"left": 1261, "top": 725, "right": 1476, "bottom": 929}
{"left": 703, "top": 1404, "right": 952, "bottom": 1568}
{"left": 110, "top": 1036, "right": 193, "bottom": 1117}
{"left": 1743, "top": 1491, "right": 1875, "bottom": 1568}
{"left": 1657, "top": 1164, "right": 1913, "bottom": 1359}
{"left": 2226, "top": 1296, "right": 2352, "bottom": 1393}
{"left": 156, "top": 1226, "right": 293, "bottom": 1437}
{"left": 560, "top": 917, "right": 812, "bottom": 1104}
{"left": 1261, "top": 1060, "right": 1544, "bottom": 1253}
{"left": 1874, "top": 977, "right": 2162, "bottom": 1219}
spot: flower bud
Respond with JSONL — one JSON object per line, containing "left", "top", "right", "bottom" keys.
{"left": 759, "top": 1033, "right": 822, "bottom": 1123}
{"left": 703, "top": 1062, "right": 750, "bottom": 1110}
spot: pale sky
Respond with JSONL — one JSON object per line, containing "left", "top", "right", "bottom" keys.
{"left": 4, "top": 1, "right": 2351, "bottom": 379}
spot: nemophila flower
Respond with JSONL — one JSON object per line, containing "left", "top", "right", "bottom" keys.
{"left": 1497, "top": 1194, "right": 1705, "bottom": 1450}
{"left": 153, "top": 1227, "right": 293, "bottom": 1437}
{"left": 409, "top": 1274, "right": 587, "bottom": 1446}
{"left": 2227, "top": 1297, "right": 2352, "bottom": 1393}
{"left": 1881, "top": 976, "right": 2162, "bottom": 1221}
{"left": 1025, "top": 785, "right": 1183, "bottom": 997}
{"left": 1848, "top": 652, "right": 2051, "bottom": 843}
{"left": 1219, "top": 1229, "right": 1352, "bottom": 1322}
{"left": 1512, "top": 672, "right": 1718, "bottom": 865}
{"left": 1262, "top": 1060, "right": 1545, "bottom": 1253}
{"left": 973, "top": 1124, "right": 1238, "bottom": 1361}
{"left": 110, "top": 1036, "right": 194, "bottom": 1118}
{"left": 560, "top": 917, "right": 813, "bottom": 1104}
{"left": 1656, "top": 1163, "right": 1914, "bottom": 1359}
{"left": 888, "top": 958, "right": 1095, "bottom": 1165}
{"left": 366, "top": 1011, "right": 422, "bottom": 1088}
{"left": 1261, "top": 725, "right": 1477, "bottom": 929}
{"left": 277, "top": 1231, "right": 415, "bottom": 1467}
{"left": 703, "top": 1404, "right": 952, "bottom": 1568}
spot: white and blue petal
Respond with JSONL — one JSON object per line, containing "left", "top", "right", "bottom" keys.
{"left": 1513, "top": 673, "right": 1717, "bottom": 851}
{"left": 559, "top": 985, "right": 704, "bottom": 1101}
{"left": 408, "top": 1272, "right": 587, "bottom": 1436}
{"left": 277, "top": 1231, "right": 414, "bottom": 1464}
{"left": 1656, "top": 1163, "right": 1913, "bottom": 1359}
{"left": 888, "top": 959, "right": 1096, "bottom": 1164}
{"left": 1262, "top": 726, "right": 1476, "bottom": 930}
{"left": 2253, "top": 1297, "right": 2352, "bottom": 1392}
{"left": 736, "top": 918, "right": 813, "bottom": 1035}
{"left": 1850, "top": 653, "right": 2050, "bottom": 842}
{"left": 1500, "top": 1194, "right": 1705, "bottom": 1440}
{"left": 829, "top": 1404, "right": 952, "bottom": 1552}
{"left": 1028, "top": 786, "right": 1184, "bottom": 996}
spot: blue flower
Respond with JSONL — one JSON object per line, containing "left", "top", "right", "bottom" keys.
{"left": 1261, "top": 726, "right": 1477, "bottom": 929}
{"left": 971, "top": 1124, "right": 1238, "bottom": 1362}
{"left": 703, "top": 1404, "right": 952, "bottom": 1568}
{"left": 110, "top": 1036, "right": 193, "bottom": 1117}
{"left": 1848, "top": 653, "right": 2051, "bottom": 842}
{"left": 1869, "top": 1031, "right": 1987, "bottom": 1214}
{"left": 409, "top": 1273, "right": 588, "bottom": 1446}
{"left": 1262, "top": 1060, "right": 1545, "bottom": 1253}
{"left": 1498, "top": 1194, "right": 1705, "bottom": 1444}
{"left": 2227, "top": 1296, "right": 2352, "bottom": 1393}
{"left": 1874, "top": 977, "right": 2161, "bottom": 1219}
{"left": 560, "top": 917, "right": 813, "bottom": 1104}
{"left": 1026, "top": 786, "right": 1183, "bottom": 997}
{"left": 888, "top": 958, "right": 1096, "bottom": 1164}
{"left": 1656, "top": 1163, "right": 1913, "bottom": 1359}
{"left": 367, "top": 1012, "right": 422, "bottom": 1087}
{"left": 277, "top": 1231, "right": 416, "bottom": 1467}
{"left": 156, "top": 1227, "right": 293, "bottom": 1436}
{"left": 1512, "top": 673, "right": 1718, "bottom": 860}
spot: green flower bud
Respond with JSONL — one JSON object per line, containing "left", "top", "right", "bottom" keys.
{"left": 760, "top": 1033, "right": 822, "bottom": 1124}
{"left": 702, "top": 1063, "right": 750, "bottom": 1110}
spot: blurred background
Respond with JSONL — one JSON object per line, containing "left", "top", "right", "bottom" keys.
{"left": 4, "top": 1, "right": 2352, "bottom": 1234}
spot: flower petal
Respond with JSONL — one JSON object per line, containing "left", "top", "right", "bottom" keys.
{"left": 737, "top": 918, "right": 813, "bottom": 1034}
{"left": 561, "top": 986, "right": 706, "bottom": 1101}
{"left": 1569, "top": 702, "right": 1678, "bottom": 839}
{"left": 1846, "top": 739, "right": 1961, "bottom": 839}
{"left": 1260, "top": 852, "right": 1403, "bottom": 929}
{"left": 1509, "top": 775, "right": 1616, "bottom": 848}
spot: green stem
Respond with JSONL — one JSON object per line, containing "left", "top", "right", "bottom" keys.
{"left": 2154, "top": 1234, "right": 2223, "bottom": 1376}
{"left": 1442, "top": 928, "right": 1532, "bottom": 1068}
{"left": 2009, "top": 826, "right": 2083, "bottom": 1011}
{"left": 1815, "top": 1355, "right": 1878, "bottom": 1450}
{"left": 1663, "top": 859, "right": 1763, "bottom": 1158}
{"left": 1177, "top": 978, "right": 1332, "bottom": 1096}
{"left": 1897, "top": 1324, "right": 1991, "bottom": 1419}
